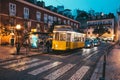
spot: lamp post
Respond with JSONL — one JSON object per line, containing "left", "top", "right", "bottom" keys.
{"left": 16, "top": 24, "right": 21, "bottom": 55}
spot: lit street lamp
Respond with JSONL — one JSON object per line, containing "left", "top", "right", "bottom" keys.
{"left": 16, "top": 24, "right": 21, "bottom": 55}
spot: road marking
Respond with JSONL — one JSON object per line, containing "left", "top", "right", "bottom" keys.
{"left": 0, "top": 59, "right": 19, "bottom": 66}
{"left": 3, "top": 58, "right": 39, "bottom": 68}
{"left": 14, "top": 60, "right": 50, "bottom": 71}
{"left": 44, "top": 64, "right": 75, "bottom": 80}
{"left": 28, "top": 61, "right": 62, "bottom": 75}
{"left": 83, "top": 51, "right": 98, "bottom": 61}
{"left": 69, "top": 66, "right": 90, "bottom": 80}
{"left": 0, "top": 58, "right": 37, "bottom": 66}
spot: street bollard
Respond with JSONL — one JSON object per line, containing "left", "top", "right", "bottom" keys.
{"left": 102, "top": 54, "right": 106, "bottom": 78}
{"left": 99, "top": 54, "right": 106, "bottom": 80}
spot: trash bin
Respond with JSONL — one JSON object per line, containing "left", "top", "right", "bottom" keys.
{"left": 11, "top": 38, "right": 14, "bottom": 46}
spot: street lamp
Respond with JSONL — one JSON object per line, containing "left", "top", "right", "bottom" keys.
{"left": 16, "top": 24, "right": 21, "bottom": 55}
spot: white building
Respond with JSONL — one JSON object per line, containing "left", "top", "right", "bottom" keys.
{"left": 87, "top": 18, "right": 115, "bottom": 41}
{"left": 118, "top": 12, "right": 120, "bottom": 41}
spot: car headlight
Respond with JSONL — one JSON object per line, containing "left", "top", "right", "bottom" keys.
{"left": 87, "top": 44, "right": 90, "bottom": 46}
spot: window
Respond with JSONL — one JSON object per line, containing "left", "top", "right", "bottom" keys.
{"left": 54, "top": 32, "right": 59, "bottom": 40}
{"left": 53, "top": 16, "right": 57, "bottom": 21}
{"left": 68, "top": 20, "right": 70, "bottom": 24}
{"left": 60, "top": 33, "right": 66, "bottom": 41}
{"left": 36, "top": 24, "right": 41, "bottom": 32}
{"left": 71, "top": 22, "right": 73, "bottom": 26}
{"left": 64, "top": 20, "right": 66, "bottom": 24}
{"left": 44, "top": 14, "right": 48, "bottom": 23}
{"left": 24, "top": 7, "right": 29, "bottom": 19}
{"left": 36, "top": 11, "right": 41, "bottom": 21}
{"left": 9, "top": 3, "right": 16, "bottom": 16}
{"left": 58, "top": 18, "right": 61, "bottom": 24}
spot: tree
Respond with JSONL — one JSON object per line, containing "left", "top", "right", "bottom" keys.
{"left": 37, "top": 1, "right": 45, "bottom": 7}
{"left": 26, "top": 0, "right": 34, "bottom": 4}
{"left": 76, "top": 10, "right": 88, "bottom": 21}
{"left": 92, "top": 25, "right": 110, "bottom": 36}
{"left": 107, "top": 13, "right": 115, "bottom": 18}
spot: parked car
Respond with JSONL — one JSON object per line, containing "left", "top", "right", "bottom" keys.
{"left": 93, "top": 38, "right": 100, "bottom": 46}
{"left": 85, "top": 39, "right": 94, "bottom": 48}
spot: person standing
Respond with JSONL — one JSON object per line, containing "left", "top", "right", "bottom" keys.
{"left": 46, "top": 40, "right": 50, "bottom": 53}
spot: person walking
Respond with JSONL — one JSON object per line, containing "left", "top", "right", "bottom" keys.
{"left": 46, "top": 40, "right": 50, "bottom": 53}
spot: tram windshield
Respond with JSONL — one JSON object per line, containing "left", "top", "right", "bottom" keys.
{"left": 60, "top": 33, "right": 66, "bottom": 41}
{"left": 54, "top": 32, "right": 66, "bottom": 41}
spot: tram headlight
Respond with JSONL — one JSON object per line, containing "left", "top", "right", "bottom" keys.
{"left": 55, "top": 44, "right": 58, "bottom": 48}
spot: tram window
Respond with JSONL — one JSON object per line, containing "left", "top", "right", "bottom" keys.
{"left": 74, "top": 37, "right": 78, "bottom": 42}
{"left": 67, "top": 33, "right": 71, "bottom": 42}
{"left": 60, "top": 33, "right": 66, "bottom": 41}
{"left": 55, "top": 32, "right": 59, "bottom": 40}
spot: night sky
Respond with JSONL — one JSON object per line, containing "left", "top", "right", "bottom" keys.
{"left": 40, "top": 0, "right": 120, "bottom": 15}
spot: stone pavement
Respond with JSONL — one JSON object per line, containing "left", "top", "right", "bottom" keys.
{"left": 91, "top": 42, "right": 120, "bottom": 80}
{"left": 0, "top": 45, "right": 43, "bottom": 61}
{"left": 105, "top": 44, "right": 120, "bottom": 80}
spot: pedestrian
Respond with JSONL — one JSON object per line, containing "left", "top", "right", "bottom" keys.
{"left": 46, "top": 40, "right": 50, "bottom": 53}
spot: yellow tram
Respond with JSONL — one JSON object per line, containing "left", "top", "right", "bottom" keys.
{"left": 52, "top": 25, "right": 86, "bottom": 51}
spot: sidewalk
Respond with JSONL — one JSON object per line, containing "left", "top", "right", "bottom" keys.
{"left": 105, "top": 44, "right": 120, "bottom": 80}
{"left": 91, "top": 42, "right": 120, "bottom": 80}
{"left": 0, "top": 45, "right": 43, "bottom": 61}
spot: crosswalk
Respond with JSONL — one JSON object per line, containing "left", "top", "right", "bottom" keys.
{"left": 0, "top": 58, "right": 90, "bottom": 80}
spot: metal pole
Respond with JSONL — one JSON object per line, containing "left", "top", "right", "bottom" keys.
{"left": 16, "top": 31, "right": 20, "bottom": 55}
{"left": 102, "top": 54, "right": 106, "bottom": 78}
{"left": 100, "top": 54, "right": 106, "bottom": 80}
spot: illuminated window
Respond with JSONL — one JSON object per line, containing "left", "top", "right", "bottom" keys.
{"left": 55, "top": 32, "right": 59, "bottom": 40}
{"left": 24, "top": 7, "right": 29, "bottom": 19}
{"left": 9, "top": 3, "right": 16, "bottom": 16}
{"left": 36, "top": 11, "right": 41, "bottom": 21}
{"left": 36, "top": 24, "right": 41, "bottom": 32}
{"left": 60, "top": 33, "right": 66, "bottom": 41}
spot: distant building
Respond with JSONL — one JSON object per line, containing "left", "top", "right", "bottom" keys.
{"left": 87, "top": 18, "right": 115, "bottom": 41}
{"left": 117, "top": 11, "right": 120, "bottom": 41}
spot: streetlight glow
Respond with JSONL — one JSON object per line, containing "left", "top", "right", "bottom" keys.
{"left": 16, "top": 24, "right": 21, "bottom": 55}
{"left": 16, "top": 24, "right": 21, "bottom": 30}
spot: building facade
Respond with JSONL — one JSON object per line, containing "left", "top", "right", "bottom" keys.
{"left": 0, "top": 0, "right": 80, "bottom": 44}
{"left": 87, "top": 18, "right": 115, "bottom": 41}
{"left": 0, "top": 0, "right": 80, "bottom": 33}
{"left": 118, "top": 12, "right": 120, "bottom": 41}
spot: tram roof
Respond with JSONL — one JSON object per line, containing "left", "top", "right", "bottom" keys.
{"left": 53, "top": 25, "right": 73, "bottom": 31}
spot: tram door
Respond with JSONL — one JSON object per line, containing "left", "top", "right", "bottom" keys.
{"left": 66, "top": 33, "right": 71, "bottom": 49}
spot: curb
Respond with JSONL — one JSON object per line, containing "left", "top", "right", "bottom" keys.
{"left": 90, "top": 42, "right": 117, "bottom": 80}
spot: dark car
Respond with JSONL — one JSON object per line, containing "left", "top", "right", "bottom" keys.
{"left": 93, "top": 39, "right": 100, "bottom": 46}
{"left": 85, "top": 39, "right": 94, "bottom": 48}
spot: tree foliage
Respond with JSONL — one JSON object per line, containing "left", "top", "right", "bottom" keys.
{"left": 92, "top": 26, "right": 110, "bottom": 36}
